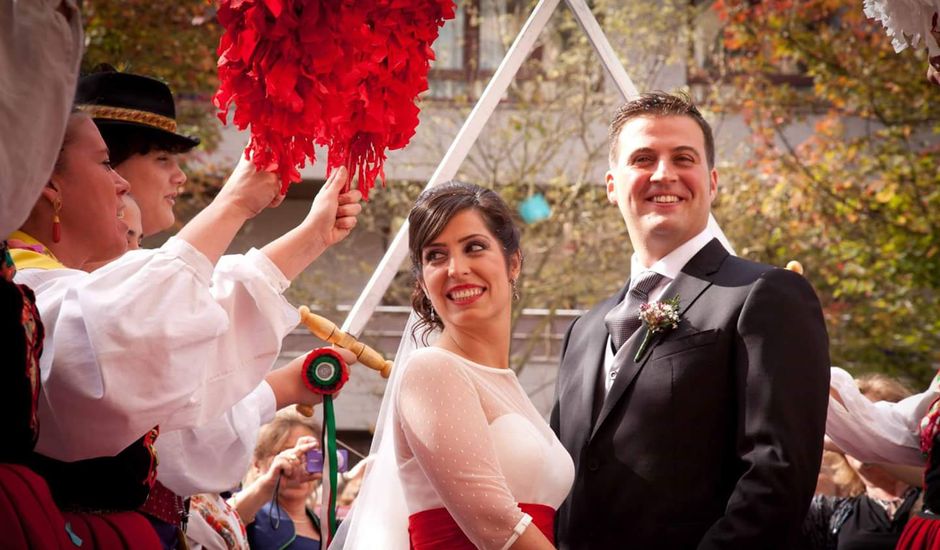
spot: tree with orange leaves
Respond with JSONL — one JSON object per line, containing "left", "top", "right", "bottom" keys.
{"left": 704, "top": 0, "right": 940, "bottom": 381}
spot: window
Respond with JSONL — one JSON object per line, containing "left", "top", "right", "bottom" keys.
{"left": 686, "top": 1, "right": 816, "bottom": 90}
{"left": 428, "top": 0, "right": 531, "bottom": 100}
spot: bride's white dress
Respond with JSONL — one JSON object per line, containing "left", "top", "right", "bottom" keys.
{"left": 395, "top": 347, "right": 574, "bottom": 549}
{"left": 334, "top": 343, "right": 574, "bottom": 550}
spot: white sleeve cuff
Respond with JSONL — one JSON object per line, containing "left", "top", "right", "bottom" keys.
{"left": 499, "top": 513, "right": 533, "bottom": 550}
{"left": 255, "top": 381, "right": 278, "bottom": 425}
{"left": 248, "top": 248, "right": 291, "bottom": 293}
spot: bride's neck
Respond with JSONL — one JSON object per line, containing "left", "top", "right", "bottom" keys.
{"left": 441, "top": 317, "right": 511, "bottom": 369}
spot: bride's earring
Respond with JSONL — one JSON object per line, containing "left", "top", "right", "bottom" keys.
{"left": 510, "top": 278, "right": 520, "bottom": 302}
{"left": 423, "top": 295, "right": 437, "bottom": 323}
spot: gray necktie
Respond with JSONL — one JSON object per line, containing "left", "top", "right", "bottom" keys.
{"left": 604, "top": 271, "right": 665, "bottom": 353}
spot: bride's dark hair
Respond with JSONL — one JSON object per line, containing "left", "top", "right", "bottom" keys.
{"left": 408, "top": 181, "right": 522, "bottom": 343}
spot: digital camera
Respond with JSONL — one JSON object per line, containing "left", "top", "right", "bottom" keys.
{"left": 306, "top": 449, "right": 349, "bottom": 474}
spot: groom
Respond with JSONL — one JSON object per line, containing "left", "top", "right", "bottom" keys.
{"left": 551, "top": 92, "right": 830, "bottom": 549}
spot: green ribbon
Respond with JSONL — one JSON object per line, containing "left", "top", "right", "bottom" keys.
{"left": 303, "top": 349, "right": 348, "bottom": 546}
{"left": 322, "top": 395, "right": 339, "bottom": 539}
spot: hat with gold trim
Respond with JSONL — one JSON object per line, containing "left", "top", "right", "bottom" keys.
{"left": 75, "top": 68, "right": 200, "bottom": 150}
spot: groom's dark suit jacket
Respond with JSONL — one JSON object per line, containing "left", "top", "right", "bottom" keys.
{"left": 551, "top": 239, "right": 830, "bottom": 549}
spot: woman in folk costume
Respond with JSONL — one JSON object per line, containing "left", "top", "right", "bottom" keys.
{"left": 76, "top": 66, "right": 201, "bottom": 239}
{"left": 72, "top": 69, "right": 362, "bottom": 544}
{"left": 827, "top": 369, "right": 940, "bottom": 548}
{"left": 335, "top": 182, "right": 574, "bottom": 550}
{"left": 8, "top": 109, "right": 360, "bottom": 514}
{"left": 0, "top": 3, "right": 160, "bottom": 547}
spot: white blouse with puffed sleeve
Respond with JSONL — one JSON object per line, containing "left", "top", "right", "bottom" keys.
{"left": 14, "top": 236, "right": 298, "bottom": 462}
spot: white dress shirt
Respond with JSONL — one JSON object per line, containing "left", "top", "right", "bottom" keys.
{"left": 602, "top": 228, "right": 715, "bottom": 394}
{"left": 15, "top": 237, "right": 299, "bottom": 462}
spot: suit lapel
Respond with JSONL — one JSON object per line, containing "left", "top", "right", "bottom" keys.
{"left": 590, "top": 239, "right": 728, "bottom": 439}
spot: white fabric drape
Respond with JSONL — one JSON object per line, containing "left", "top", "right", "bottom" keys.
{"left": 863, "top": 0, "right": 940, "bottom": 56}
{"left": 330, "top": 312, "right": 422, "bottom": 550}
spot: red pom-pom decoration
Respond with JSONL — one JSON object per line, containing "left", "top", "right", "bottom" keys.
{"left": 214, "top": 0, "right": 457, "bottom": 197}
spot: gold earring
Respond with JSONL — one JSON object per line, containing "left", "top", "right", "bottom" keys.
{"left": 52, "top": 196, "right": 62, "bottom": 243}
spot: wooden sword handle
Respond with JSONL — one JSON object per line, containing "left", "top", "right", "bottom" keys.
{"left": 298, "top": 306, "right": 393, "bottom": 378}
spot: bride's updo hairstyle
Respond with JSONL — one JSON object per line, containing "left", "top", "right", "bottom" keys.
{"left": 408, "top": 181, "right": 522, "bottom": 342}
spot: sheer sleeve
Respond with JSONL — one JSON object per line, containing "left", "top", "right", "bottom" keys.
{"left": 21, "top": 237, "right": 298, "bottom": 461}
{"left": 397, "top": 350, "right": 530, "bottom": 550}
{"left": 826, "top": 367, "right": 932, "bottom": 466}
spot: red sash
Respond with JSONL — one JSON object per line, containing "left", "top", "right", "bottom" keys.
{"left": 408, "top": 503, "right": 554, "bottom": 549}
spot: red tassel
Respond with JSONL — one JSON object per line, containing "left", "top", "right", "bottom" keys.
{"left": 213, "top": 0, "right": 456, "bottom": 198}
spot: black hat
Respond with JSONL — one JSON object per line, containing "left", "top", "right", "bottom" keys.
{"left": 75, "top": 70, "right": 200, "bottom": 150}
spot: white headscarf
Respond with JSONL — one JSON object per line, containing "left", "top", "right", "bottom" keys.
{"left": 1, "top": 0, "right": 83, "bottom": 236}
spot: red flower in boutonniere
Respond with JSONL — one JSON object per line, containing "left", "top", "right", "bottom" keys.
{"left": 635, "top": 295, "right": 681, "bottom": 362}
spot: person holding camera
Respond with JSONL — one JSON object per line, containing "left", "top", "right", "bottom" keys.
{"left": 232, "top": 409, "right": 325, "bottom": 550}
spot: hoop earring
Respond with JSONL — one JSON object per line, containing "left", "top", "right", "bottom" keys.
{"left": 510, "top": 278, "right": 520, "bottom": 302}
{"left": 52, "top": 196, "right": 62, "bottom": 243}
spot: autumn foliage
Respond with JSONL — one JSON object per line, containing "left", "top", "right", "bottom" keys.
{"left": 707, "top": 0, "right": 940, "bottom": 380}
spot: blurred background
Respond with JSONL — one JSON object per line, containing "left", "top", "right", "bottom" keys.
{"left": 82, "top": 0, "right": 940, "bottom": 454}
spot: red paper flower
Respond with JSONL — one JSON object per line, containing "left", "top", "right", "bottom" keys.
{"left": 214, "top": 0, "right": 456, "bottom": 197}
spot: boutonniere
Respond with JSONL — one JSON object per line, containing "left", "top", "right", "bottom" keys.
{"left": 635, "top": 295, "right": 681, "bottom": 362}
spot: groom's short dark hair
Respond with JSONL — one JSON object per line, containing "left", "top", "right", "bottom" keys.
{"left": 608, "top": 91, "right": 715, "bottom": 169}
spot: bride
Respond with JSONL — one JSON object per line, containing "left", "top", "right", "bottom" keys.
{"left": 335, "top": 181, "right": 574, "bottom": 549}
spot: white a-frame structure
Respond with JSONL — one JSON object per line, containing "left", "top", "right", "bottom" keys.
{"left": 341, "top": 0, "right": 726, "bottom": 337}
